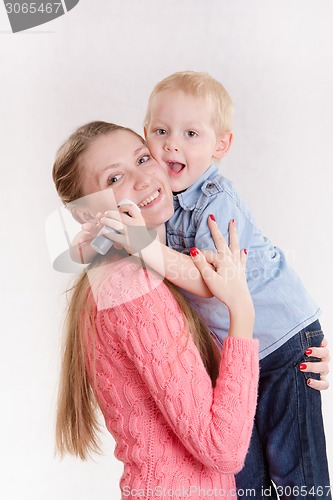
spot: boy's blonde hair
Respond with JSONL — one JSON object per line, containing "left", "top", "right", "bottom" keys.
{"left": 144, "top": 70, "right": 234, "bottom": 134}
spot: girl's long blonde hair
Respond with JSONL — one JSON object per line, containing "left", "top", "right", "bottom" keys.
{"left": 53, "top": 121, "right": 220, "bottom": 460}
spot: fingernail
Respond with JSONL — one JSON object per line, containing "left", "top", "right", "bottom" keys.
{"left": 299, "top": 363, "right": 307, "bottom": 371}
{"left": 305, "top": 349, "right": 312, "bottom": 355}
{"left": 244, "top": 248, "right": 248, "bottom": 255}
{"left": 209, "top": 214, "right": 216, "bottom": 221}
{"left": 190, "top": 247, "right": 199, "bottom": 257}
{"left": 307, "top": 379, "right": 312, "bottom": 385}
{"left": 231, "top": 219, "right": 235, "bottom": 223}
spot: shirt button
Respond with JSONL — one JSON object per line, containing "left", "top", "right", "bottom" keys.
{"left": 206, "top": 183, "right": 215, "bottom": 189}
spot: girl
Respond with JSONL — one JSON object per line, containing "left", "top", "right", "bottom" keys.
{"left": 54, "top": 121, "right": 259, "bottom": 500}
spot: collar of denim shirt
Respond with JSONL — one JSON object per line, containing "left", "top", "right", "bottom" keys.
{"left": 173, "top": 164, "right": 219, "bottom": 211}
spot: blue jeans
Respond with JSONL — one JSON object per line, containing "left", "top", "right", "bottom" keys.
{"left": 235, "top": 320, "right": 331, "bottom": 500}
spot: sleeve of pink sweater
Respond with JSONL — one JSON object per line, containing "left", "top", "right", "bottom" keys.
{"left": 95, "top": 266, "right": 259, "bottom": 474}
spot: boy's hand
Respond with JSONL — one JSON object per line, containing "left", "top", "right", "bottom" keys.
{"left": 69, "top": 217, "right": 101, "bottom": 264}
{"left": 100, "top": 203, "right": 157, "bottom": 255}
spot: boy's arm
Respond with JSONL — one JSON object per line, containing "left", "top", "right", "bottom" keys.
{"left": 100, "top": 194, "right": 255, "bottom": 298}
{"left": 69, "top": 222, "right": 212, "bottom": 296}
{"left": 99, "top": 208, "right": 213, "bottom": 297}
{"left": 140, "top": 237, "right": 214, "bottom": 297}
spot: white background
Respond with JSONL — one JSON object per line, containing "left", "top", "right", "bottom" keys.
{"left": 1, "top": 1, "right": 332, "bottom": 499}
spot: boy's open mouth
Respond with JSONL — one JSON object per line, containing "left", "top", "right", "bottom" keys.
{"left": 167, "top": 161, "right": 186, "bottom": 174}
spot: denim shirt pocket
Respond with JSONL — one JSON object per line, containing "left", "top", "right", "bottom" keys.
{"left": 167, "top": 231, "right": 196, "bottom": 254}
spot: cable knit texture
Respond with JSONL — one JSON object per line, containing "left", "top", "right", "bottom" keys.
{"left": 84, "top": 258, "right": 259, "bottom": 499}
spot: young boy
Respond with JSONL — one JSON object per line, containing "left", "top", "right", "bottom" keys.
{"left": 141, "top": 71, "right": 330, "bottom": 500}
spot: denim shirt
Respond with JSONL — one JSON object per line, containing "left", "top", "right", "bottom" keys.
{"left": 166, "top": 164, "right": 320, "bottom": 359}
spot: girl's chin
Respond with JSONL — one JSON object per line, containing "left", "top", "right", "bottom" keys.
{"left": 146, "top": 209, "right": 173, "bottom": 227}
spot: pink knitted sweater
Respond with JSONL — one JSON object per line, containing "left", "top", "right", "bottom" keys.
{"left": 84, "top": 258, "right": 259, "bottom": 500}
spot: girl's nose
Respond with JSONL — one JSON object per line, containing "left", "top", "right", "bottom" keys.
{"left": 134, "top": 171, "right": 151, "bottom": 190}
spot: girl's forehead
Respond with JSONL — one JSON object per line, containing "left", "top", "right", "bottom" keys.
{"left": 84, "top": 131, "right": 144, "bottom": 162}
{"left": 91, "top": 129, "right": 143, "bottom": 148}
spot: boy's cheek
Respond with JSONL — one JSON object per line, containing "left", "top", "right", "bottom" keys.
{"left": 160, "top": 162, "right": 169, "bottom": 173}
{"left": 165, "top": 175, "right": 178, "bottom": 191}
{"left": 146, "top": 139, "right": 162, "bottom": 159}
{"left": 152, "top": 161, "right": 170, "bottom": 181}
{"left": 149, "top": 148, "right": 165, "bottom": 168}
{"left": 150, "top": 150, "right": 160, "bottom": 162}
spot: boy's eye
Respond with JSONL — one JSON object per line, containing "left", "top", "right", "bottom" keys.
{"left": 156, "top": 129, "right": 167, "bottom": 135}
{"left": 186, "top": 130, "right": 197, "bottom": 137}
{"left": 138, "top": 154, "right": 150, "bottom": 164}
{"left": 107, "top": 174, "right": 122, "bottom": 185}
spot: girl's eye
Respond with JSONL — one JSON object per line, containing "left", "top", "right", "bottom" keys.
{"left": 107, "top": 174, "right": 122, "bottom": 185}
{"left": 156, "top": 129, "right": 167, "bottom": 135}
{"left": 186, "top": 130, "right": 197, "bottom": 137}
{"left": 138, "top": 154, "right": 150, "bottom": 164}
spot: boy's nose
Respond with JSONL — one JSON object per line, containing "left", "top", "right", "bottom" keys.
{"left": 164, "top": 143, "right": 179, "bottom": 152}
{"left": 163, "top": 133, "right": 180, "bottom": 152}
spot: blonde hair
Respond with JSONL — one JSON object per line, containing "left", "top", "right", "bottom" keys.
{"left": 53, "top": 121, "right": 220, "bottom": 460}
{"left": 144, "top": 70, "right": 234, "bottom": 134}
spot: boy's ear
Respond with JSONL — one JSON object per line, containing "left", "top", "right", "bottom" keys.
{"left": 213, "top": 132, "right": 233, "bottom": 160}
{"left": 70, "top": 207, "right": 95, "bottom": 224}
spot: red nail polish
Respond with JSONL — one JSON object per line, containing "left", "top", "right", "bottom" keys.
{"left": 244, "top": 248, "right": 248, "bottom": 255}
{"left": 299, "top": 363, "right": 307, "bottom": 371}
{"left": 190, "top": 247, "right": 199, "bottom": 257}
{"left": 305, "top": 349, "right": 312, "bottom": 355}
{"left": 231, "top": 219, "right": 235, "bottom": 223}
{"left": 307, "top": 379, "right": 312, "bottom": 385}
{"left": 209, "top": 214, "right": 216, "bottom": 221}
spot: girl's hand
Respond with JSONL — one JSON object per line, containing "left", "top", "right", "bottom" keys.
{"left": 300, "top": 337, "right": 330, "bottom": 391}
{"left": 100, "top": 203, "right": 157, "bottom": 255}
{"left": 190, "top": 216, "right": 254, "bottom": 338}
